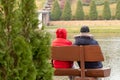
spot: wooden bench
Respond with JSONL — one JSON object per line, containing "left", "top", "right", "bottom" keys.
{"left": 51, "top": 45, "right": 111, "bottom": 80}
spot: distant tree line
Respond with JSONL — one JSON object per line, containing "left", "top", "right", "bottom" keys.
{"left": 82, "top": 0, "right": 117, "bottom": 6}
{"left": 50, "top": 0, "right": 120, "bottom": 20}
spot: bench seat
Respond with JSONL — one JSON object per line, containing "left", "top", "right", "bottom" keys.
{"left": 54, "top": 68, "right": 110, "bottom": 77}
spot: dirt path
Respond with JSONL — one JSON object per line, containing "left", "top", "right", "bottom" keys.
{"left": 49, "top": 20, "right": 120, "bottom": 27}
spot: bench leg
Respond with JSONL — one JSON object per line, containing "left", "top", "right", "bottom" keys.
{"left": 69, "top": 76, "right": 74, "bottom": 80}
{"left": 74, "top": 77, "right": 97, "bottom": 80}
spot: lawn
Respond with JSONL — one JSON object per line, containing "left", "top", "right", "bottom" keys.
{"left": 46, "top": 20, "right": 120, "bottom": 40}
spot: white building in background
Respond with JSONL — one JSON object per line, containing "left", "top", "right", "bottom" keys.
{"left": 38, "top": 11, "right": 42, "bottom": 29}
{"left": 38, "top": 10, "right": 50, "bottom": 29}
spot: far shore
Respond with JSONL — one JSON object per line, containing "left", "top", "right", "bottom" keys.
{"left": 46, "top": 20, "right": 120, "bottom": 40}
{"left": 49, "top": 20, "right": 120, "bottom": 28}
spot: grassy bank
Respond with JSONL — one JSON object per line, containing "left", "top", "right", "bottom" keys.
{"left": 48, "top": 20, "right": 120, "bottom": 33}
{"left": 46, "top": 20, "right": 120, "bottom": 40}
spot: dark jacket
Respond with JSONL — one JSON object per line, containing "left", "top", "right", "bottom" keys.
{"left": 74, "top": 33, "right": 103, "bottom": 69}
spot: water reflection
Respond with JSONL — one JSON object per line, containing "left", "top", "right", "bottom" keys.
{"left": 97, "top": 37, "right": 120, "bottom": 80}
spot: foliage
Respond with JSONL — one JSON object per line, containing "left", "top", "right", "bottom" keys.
{"left": 75, "top": 0, "right": 84, "bottom": 20}
{"left": 20, "top": 0, "right": 53, "bottom": 79}
{"left": 103, "top": 0, "right": 111, "bottom": 20}
{"left": 50, "top": 0, "right": 62, "bottom": 20}
{"left": 89, "top": 0, "right": 98, "bottom": 20}
{"left": 0, "top": 0, "right": 29, "bottom": 80}
{"left": 0, "top": 0, "right": 53, "bottom": 80}
{"left": 61, "top": 0, "right": 72, "bottom": 20}
{"left": 115, "top": 0, "right": 120, "bottom": 19}
{"left": 82, "top": 0, "right": 117, "bottom": 5}
{"left": 30, "top": 31, "right": 53, "bottom": 80}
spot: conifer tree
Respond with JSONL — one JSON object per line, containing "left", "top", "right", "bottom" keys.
{"left": 115, "top": 0, "right": 120, "bottom": 20}
{"left": 75, "top": 0, "right": 84, "bottom": 20}
{"left": 30, "top": 30, "right": 53, "bottom": 80}
{"left": 19, "top": 0, "right": 38, "bottom": 79}
{"left": 0, "top": 0, "right": 53, "bottom": 80}
{"left": 89, "top": 0, "right": 98, "bottom": 20}
{"left": 20, "top": 0, "right": 53, "bottom": 80}
{"left": 51, "top": 0, "right": 61, "bottom": 20}
{"left": 61, "top": 0, "right": 72, "bottom": 20}
{"left": 103, "top": 0, "right": 111, "bottom": 20}
{"left": 0, "top": 0, "right": 36, "bottom": 79}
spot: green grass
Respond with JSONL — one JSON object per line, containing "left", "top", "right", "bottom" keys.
{"left": 71, "top": 26, "right": 120, "bottom": 33}
{"left": 46, "top": 25, "right": 120, "bottom": 33}
{"left": 45, "top": 25, "right": 120, "bottom": 41}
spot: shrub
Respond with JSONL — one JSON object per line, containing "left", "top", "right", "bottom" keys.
{"left": 61, "top": 0, "right": 72, "bottom": 20}
{"left": 75, "top": 0, "right": 84, "bottom": 20}
{"left": 89, "top": 0, "right": 98, "bottom": 20}
{"left": 115, "top": 0, "right": 120, "bottom": 20}
{"left": 50, "top": 0, "right": 61, "bottom": 20}
{"left": 102, "top": 0, "right": 111, "bottom": 20}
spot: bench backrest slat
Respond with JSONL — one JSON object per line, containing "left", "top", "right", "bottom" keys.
{"left": 51, "top": 46, "right": 82, "bottom": 61}
{"left": 51, "top": 45, "right": 104, "bottom": 62}
{"left": 84, "top": 45, "right": 104, "bottom": 61}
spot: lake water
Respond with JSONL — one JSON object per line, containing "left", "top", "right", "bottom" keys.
{"left": 53, "top": 37, "right": 120, "bottom": 80}
{"left": 97, "top": 37, "right": 120, "bottom": 80}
